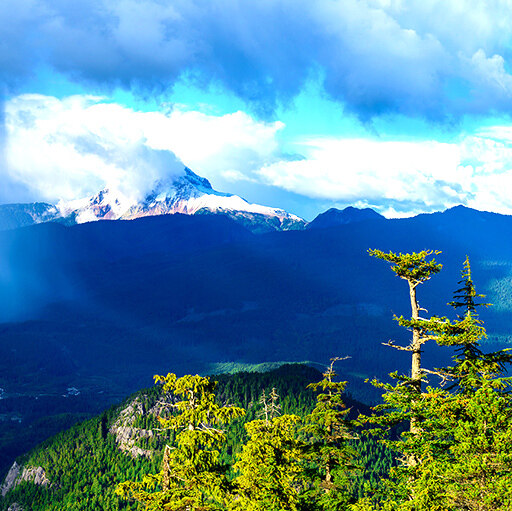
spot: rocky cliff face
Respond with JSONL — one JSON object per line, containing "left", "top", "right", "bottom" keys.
{"left": 1, "top": 462, "right": 50, "bottom": 497}
{"left": 109, "top": 397, "right": 155, "bottom": 458}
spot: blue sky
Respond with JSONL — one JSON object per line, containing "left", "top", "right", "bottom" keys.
{"left": 3, "top": 1, "right": 512, "bottom": 220}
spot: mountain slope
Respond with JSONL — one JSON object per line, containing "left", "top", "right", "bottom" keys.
{"left": 0, "top": 364, "right": 382, "bottom": 511}
{"left": 1, "top": 205, "right": 512, "bottom": 478}
{"left": 0, "top": 203, "right": 59, "bottom": 231}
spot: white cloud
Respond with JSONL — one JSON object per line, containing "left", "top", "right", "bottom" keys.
{"left": 4, "top": 94, "right": 283, "bottom": 202}
{"left": 6, "top": 93, "right": 512, "bottom": 219}
{"left": 258, "top": 133, "right": 512, "bottom": 217}
{"left": 259, "top": 138, "right": 465, "bottom": 202}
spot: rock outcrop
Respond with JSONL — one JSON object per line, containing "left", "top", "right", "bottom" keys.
{"left": 1, "top": 462, "right": 50, "bottom": 497}
{"left": 109, "top": 397, "right": 155, "bottom": 458}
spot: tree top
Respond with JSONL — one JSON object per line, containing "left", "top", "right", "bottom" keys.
{"left": 368, "top": 249, "right": 442, "bottom": 286}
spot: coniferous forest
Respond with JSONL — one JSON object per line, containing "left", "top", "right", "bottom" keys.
{"left": 2, "top": 250, "right": 512, "bottom": 510}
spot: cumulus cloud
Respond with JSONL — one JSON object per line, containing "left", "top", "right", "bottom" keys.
{"left": 3, "top": 1, "right": 512, "bottom": 119}
{"left": 257, "top": 132, "right": 512, "bottom": 217}
{"left": 258, "top": 138, "right": 469, "bottom": 211}
{"left": 6, "top": 94, "right": 512, "bottom": 218}
{"left": 4, "top": 94, "right": 283, "bottom": 202}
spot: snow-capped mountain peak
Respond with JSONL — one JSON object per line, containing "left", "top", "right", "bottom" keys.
{"left": 54, "top": 168, "right": 305, "bottom": 233}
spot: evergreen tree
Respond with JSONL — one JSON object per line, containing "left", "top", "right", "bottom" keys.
{"left": 355, "top": 256, "right": 512, "bottom": 511}
{"left": 303, "top": 357, "right": 357, "bottom": 511}
{"left": 437, "top": 256, "right": 511, "bottom": 392}
{"left": 230, "top": 390, "right": 305, "bottom": 511}
{"left": 367, "top": 249, "right": 442, "bottom": 436}
{"left": 116, "top": 373, "right": 245, "bottom": 511}
{"left": 410, "top": 258, "right": 512, "bottom": 510}
{"left": 354, "top": 249, "right": 447, "bottom": 508}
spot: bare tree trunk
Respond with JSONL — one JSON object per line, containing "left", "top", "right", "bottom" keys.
{"left": 409, "top": 281, "right": 421, "bottom": 463}
{"left": 409, "top": 281, "right": 421, "bottom": 396}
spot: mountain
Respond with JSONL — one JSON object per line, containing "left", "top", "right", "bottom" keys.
{"left": 0, "top": 168, "right": 305, "bottom": 234}
{"left": 307, "top": 206, "right": 384, "bottom": 229}
{"left": 1, "top": 204, "right": 512, "bottom": 477}
{"left": 0, "top": 364, "right": 381, "bottom": 510}
{"left": 0, "top": 203, "right": 60, "bottom": 231}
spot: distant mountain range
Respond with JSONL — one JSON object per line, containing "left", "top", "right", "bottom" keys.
{"left": 0, "top": 168, "right": 306, "bottom": 234}
{"left": 0, "top": 168, "right": 394, "bottom": 234}
{"left": 306, "top": 206, "right": 384, "bottom": 229}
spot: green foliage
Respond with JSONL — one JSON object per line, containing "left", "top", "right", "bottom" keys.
{"left": 11, "top": 251, "right": 512, "bottom": 511}
{"left": 1, "top": 365, "right": 332, "bottom": 511}
{"left": 231, "top": 414, "right": 305, "bottom": 511}
{"left": 367, "top": 249, "right": 442, "bottom": 285}
{"left": 303, "top": 358, "right": 357, "bottom": 510}
{"left": 1, "top": 404, "right": 158, "bottom": 511}
{"left": 355, "top": 255, "right": 512, "bottom": 511}
{"left": 437, "top": 257, "right": 512, "bottom": 393}
{"left": 116, "top": 373, "right": 245, "bottom": 511}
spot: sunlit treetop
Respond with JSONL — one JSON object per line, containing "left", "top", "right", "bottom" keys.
{"left": 368, "top": 249, "right": 442, "bottom": 287}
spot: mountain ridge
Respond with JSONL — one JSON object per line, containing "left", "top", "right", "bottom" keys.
{"left": 0, "top": 168, "right": 306, "bottom": 234}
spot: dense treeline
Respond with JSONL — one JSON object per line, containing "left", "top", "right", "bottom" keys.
{"left": 0, "top": 364, "right": 392, "bottom": 511}
{"left": 113, "top": 252, "right": 512, "bottom": 510}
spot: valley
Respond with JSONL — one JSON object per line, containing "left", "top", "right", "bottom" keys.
{"left": 1, "top": 198, "right": 512, "bottom": 478}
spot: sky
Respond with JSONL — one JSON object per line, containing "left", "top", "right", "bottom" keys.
{"left": 3, "top": 1, "right": 512, "bottom": 220}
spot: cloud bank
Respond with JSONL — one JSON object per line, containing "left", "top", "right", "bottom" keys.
{"left": 5, "top": 94, "right": 283, "bottom": 202}
{"left": 3, "top": 0, "right": 512, "bottom": 120}
{"left": 6, "top": 94, "right": 512, "bottom": 218}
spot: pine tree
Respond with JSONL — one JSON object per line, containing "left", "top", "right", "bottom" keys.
{"left": 356, "top": 256, "right": 512, "bottom": 511}
{"left": 303, "top": 357, "right": 357, "bottom": 510}
{"left": 353, "top": 249, "right": 447, "bottom": 509}
{"left": 367, "top": 249, "right": 443, "bottom": 436}
{"left": 436, "top": 256, "right": 511, "bottom": 392}
{"left": 116, "top": 373, "right": 245, "bottom": 511}
{"left": 230, "top": 390, "right": 304, "bottom": 511}
{"left": 414, "top": 258, "right": 512, "bottom": 510}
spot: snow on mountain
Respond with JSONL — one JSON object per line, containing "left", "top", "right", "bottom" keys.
{"left": 32, "top": 168, "right": 305, "bottom": 233}
{"left": 0, "top": 202, "right": 60, "bottom": 231}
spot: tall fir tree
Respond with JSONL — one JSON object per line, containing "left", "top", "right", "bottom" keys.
{"left": 303, "top": 357, "right": 357, "bottom": 511}
{"left": 367, "top": 249, "right": 442, "bottom": 436}
{"left": 116, "top": 373, "right": 245, "bottom": 511}
{"left": 230, "top": 389, "right": 305, "bottom": 511}
{"left": 355, "top": 256, "right": 512, "bottom": 511}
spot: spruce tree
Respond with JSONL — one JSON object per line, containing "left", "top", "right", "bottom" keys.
{"left": 437, "top": 256, "right": 511, "bottom": 392}
{"left": 230, "top": 390, "right": 305, "bottom": 511}
{"left": 356, "top": 256, "right": 512, "bottom": 511}
{"left": 116, "top": 373, "right": 245, "bottom": 511}
{"left": 353, "top": 249, "right": 447, "bottom": 509}
{"left": 414, "top": 258, "right": 512, "bottom": 510}
{"left": 303, "top": 357, "right": 357, "bottom": 510}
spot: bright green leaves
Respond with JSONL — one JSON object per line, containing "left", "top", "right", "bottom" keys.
{"left": 116, "top": 367, "right": 359, "bottom": 511}
{"left": 359, "top": 253, "right": 512, "bottom": 511}
{"left": 114, "top": 250, "right": 512, "bottom": 511}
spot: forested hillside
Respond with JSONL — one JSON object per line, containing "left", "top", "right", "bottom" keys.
{"left": 0, "top": 364, "right": 393, "bottom": 511}
{"left": 3, "top": 250, "right": 512, "bottom": 510}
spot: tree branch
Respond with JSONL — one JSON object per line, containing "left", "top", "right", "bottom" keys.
{"left": 382, "top": 340, "right": 413, "bottom": 351}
